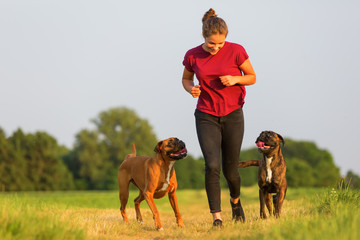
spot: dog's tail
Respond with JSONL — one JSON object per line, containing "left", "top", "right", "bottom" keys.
{"left": 238, "top": 160, "right": 260, "bottom": 168}
{"left": 125, "top": 144, "right": 137, "bottom": 160}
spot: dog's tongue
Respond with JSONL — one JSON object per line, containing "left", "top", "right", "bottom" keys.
{"left": 257, "top": 141, "right": 271, "bottom": 149}
{"left": 178, "top": 147, "right": 187, "bottom": 154}
{"left": 170, "top": 147, "right": 187, "bottom": 156}
{"left": 256, "top": 141, "right": 265, "bottom": 148}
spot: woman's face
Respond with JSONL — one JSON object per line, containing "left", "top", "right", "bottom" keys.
{"left": 202, "top": 33, "right": 226, "bottom": 55}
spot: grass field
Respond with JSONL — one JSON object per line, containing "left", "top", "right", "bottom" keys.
{"left": 0, "top": 184, "right": 359, "bottom": 240}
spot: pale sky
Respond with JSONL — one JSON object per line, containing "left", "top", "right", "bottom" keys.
{"left": 1, "top": 0, "right": 359, "bottom": 175}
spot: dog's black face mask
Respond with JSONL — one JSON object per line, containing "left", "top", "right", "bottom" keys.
{"left": 154, "top": 138, "right": 187, "bottom": 160}
{"left": 166, "top": 138, "right": 187, "bottom": 160}
{"left": 255, "top": 131, "right": 284, "bottom": 154}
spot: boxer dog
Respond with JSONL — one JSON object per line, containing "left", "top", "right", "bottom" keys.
{"left": 238, "top": 131, "right": 287, "bottom": 218}
{"left": 118, "top": 138, "right": 187, "bottom": 230}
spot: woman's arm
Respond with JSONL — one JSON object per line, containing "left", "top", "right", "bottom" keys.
{"left": 220, "top": 59, "right": 256, "bottom": 87}
{"left": 182, "top": 68, "right": 201, "bottom": 98}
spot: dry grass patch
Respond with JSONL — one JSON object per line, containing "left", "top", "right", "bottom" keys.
{"left": 1, "top": 187, "right": 358, "bottom": 240}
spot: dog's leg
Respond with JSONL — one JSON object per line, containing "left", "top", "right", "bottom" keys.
{"left": 272, "top": 195, "right": 279, "bottom": 216}
{"left": 275, "top": 188, "right": 287, "bottom": 218}
{"left": 119, "top": 182, "right": 130, "bottom": 222}
{"left": 259, "top": 189, "right": 267, "bottom": 219}
{"left": 168, "top": 189, "right": 185, "bottom": 228}
{"left": 118, "top": 169, "right": 131, "bottom": 223}
{"left": 144, "top": 191, "right": 163, "bottom": 230}
{"left": 265, "top": 193, "right": 273, "bottom": 216}
{"left": 134, "top": 191, "right": 145, "bottom": 224}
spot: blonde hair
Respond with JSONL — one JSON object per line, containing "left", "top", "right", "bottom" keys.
{"left": 202, "top": 8, "right": 228, "bottom": 38}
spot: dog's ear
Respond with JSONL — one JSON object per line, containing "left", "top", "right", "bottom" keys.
{"left": 277, "top": 133, "right": 285, "bottom": 146}
{"left": 154, "top": 141, "right": 163, "bottom": 153}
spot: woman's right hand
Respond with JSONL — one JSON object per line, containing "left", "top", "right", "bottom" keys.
{"left": 190, "top": 85, "right": 201, "bottom": 98}
{"left": 182, "top": 68, "right": 201, "bottom": 98}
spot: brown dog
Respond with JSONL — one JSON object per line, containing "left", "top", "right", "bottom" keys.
{"left": 238, "top": 131, "right": 287, "bottom": 218}
{"left": 118, "top": 137, "right": 187, "bottom": 230}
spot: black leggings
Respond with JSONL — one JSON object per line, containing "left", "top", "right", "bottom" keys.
{"left": 195, "top": 108, "right": 244, "bottom": 213}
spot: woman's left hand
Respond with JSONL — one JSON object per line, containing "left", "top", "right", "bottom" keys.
{"left": 220, "top": 75, "right": 237, "bottom": 87}
{"left": 219, "top": 59, "right": 257, "bottom": 87}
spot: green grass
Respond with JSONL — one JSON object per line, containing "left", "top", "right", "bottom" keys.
{"left": 0, "top": 185, "right": 359, "bottom": 240}
{"left": 0, "top": 195, "right": 85, "bottom": 240}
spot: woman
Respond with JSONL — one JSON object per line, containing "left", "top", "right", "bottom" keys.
{"left": 182, "top": 8, "right": 256, "bottom": 227}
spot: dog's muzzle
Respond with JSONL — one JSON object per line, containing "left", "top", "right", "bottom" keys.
{"left": 255, "top": 131, "right": 280, "bottom": 152}
{"left": 167, "top": 140, "right": 187, "bottom": 160}
{"left": 256, "top": 141, "right": 271, "bottom": 149}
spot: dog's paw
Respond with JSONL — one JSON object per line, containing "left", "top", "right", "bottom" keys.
{"left": 178, "top": 220, "right": 185, "bottom": 228}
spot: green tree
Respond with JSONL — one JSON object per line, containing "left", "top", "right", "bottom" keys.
{"left": 0, "top": 128, "right": 29, "bottom": 191}
{"left": 282, "top": 139, "right": 340, "bottom": 187}
{"left": 0, "top": 128, "right": 74, "bottom": 191}
{"left": 65, "top": 107, "right": 158, "bottom": 190}
{"left": 175, "top": 155, "right": 205, "bottom": 189}
{"left": 5, "top": 128, "right": 36, "bottom": 190}
{"left": 346, "top": 171, "right": 360, "bottom": 189}
{"left": 28, "top": 131, "right": 74, "bottom": 190}
{"left": 67, "top": 129, "right": 111, "bottom": 189}
{"left": 92, "top": 107, "right": 158, "bottom": 162}
{"left": 286, "top": 158, "right": 315, "bottom": 187}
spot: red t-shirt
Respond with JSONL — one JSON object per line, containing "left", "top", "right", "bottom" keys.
{"left": 183, "top": 42, "right": 249, "bottom": 117}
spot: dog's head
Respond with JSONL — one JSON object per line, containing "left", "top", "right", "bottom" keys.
{"left": 154, "top": 137, "right": 187, "bottom": 160}
{"left": 255, "top": 131, "right": 284, "bottom": 155}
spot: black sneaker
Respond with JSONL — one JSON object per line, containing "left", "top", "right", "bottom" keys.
{"left": 213, "top": 219, "right": 223, "bottom": 228}
{"left": 230, "top": 199, "right": 245, "bottom": 222}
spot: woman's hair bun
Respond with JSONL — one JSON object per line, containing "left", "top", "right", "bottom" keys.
{"left": 201, "top": 8, "right": 228, "bottom": 37}
{"left": 202, "top": 8, "right": 217, "bottom": 23}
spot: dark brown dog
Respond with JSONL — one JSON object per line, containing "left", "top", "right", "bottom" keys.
{"left": 118, "top": 138, "right": 187, "bottom": 230}
{"left": 238, "top": 131, "right": 287, "bottom": 218}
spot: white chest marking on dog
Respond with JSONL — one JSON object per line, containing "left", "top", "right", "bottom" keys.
{"left": 265, "top": 157, "right": 273, "bottom": 183}
{"left": 159, "top": 161, "right": 175, "bottom": 191}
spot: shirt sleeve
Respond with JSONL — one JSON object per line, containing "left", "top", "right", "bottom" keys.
{"left": 182, "top": 50, "right": 194, "bottom": 72}
{"left": 235, "top": 44, "right": 249, "bottom": 66}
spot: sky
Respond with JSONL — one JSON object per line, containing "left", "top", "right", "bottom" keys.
{"left": 1, "top": 0, "right": 359, "bottom": 175}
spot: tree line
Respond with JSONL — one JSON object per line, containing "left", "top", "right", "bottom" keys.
{"left": 0, "top": 107, "right": 358, "bottom": 191}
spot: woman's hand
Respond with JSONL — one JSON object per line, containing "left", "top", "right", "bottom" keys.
{"left": 190, "top": 85, "right": 201, "bottom": 98}
{"left": 220, "top": 75, "right": 237, "bottom": 86}
{"left": 182, "top": 68, "right": 201, "bottom": 98}
{"left": 220, "top": 59, "right": 256, "bottom": 87}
